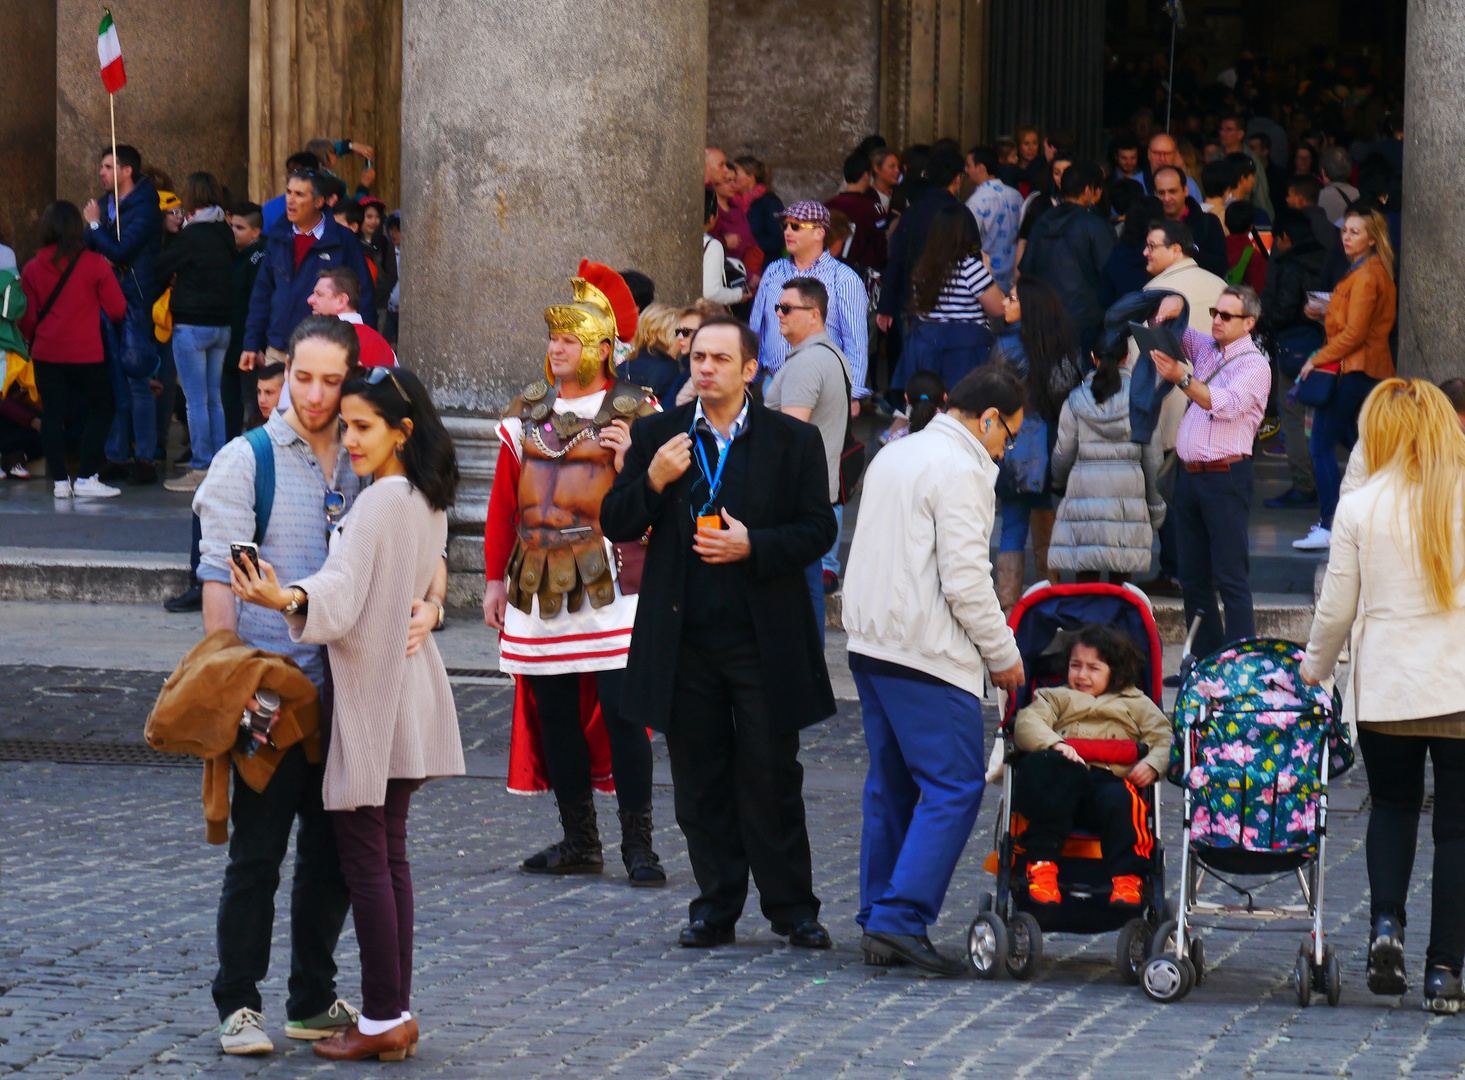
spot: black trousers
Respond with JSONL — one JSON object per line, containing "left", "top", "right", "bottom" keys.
{"left": 1012, "top": 750, "right": 1153, "bottom": 876}
{"left": 212, "top": 744, "right": 352, "bottom": 1022}
{"left": 664, "top": 641, "right": 819, "bottom": 929}
{"left": 1174, "top": 460, "right": 1256, "bottom": 659}
{"left": 527, "top": 668, "right": 652, "bottom": 812}
{"left": 1358, "top": 726, "right": 1465, "bottom": 973}
{"left": 33, "top": 359, "right": 113, "bottom": 482}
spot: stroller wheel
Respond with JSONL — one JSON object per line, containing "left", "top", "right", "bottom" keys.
{"left": 1323, "top": 946, "right": 1342, "bottom": 1007}
{"left": 1140, "top": 954, "right": 1191, "bottom": 1003}
{"left": 1005, "top": 911, "right": 1043, "bottom": 981}
{"left": 1116, "top": 918, "right": 1153, "bottom": 985}
{"left": 978, "top": 892, "right": 994, "bottom": 914}
{"left": 1294, "top": 948, "right": 1313, "bottom": 1008}
{"left": 1150, "top": 919, "right": 1179, "bottom": 959}
{"left": 1190, "top": 935, "right": 1206, "bottom": 984}
{"left": 967, "top": 912, "right": 1008, "bottom": 980}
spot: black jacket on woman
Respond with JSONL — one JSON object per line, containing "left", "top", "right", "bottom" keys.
{"left": 153, "top": 218, "right": 235, "bottom": 327}
{"left": 600, "top": 399, "right": 837, "bottom": 735}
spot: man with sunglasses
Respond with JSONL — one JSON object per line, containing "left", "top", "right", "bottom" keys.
{"left": 1149, "top": 285, "right": 1272, "bottom": 672}
{"left": 748, "top": 201, "right": 869, "bottom": 403}
{"left": 239, "top": 169, "right": 376, "bottom": 379}
{"left": 193, "top": 315, "right": 444, "bottom": 1055}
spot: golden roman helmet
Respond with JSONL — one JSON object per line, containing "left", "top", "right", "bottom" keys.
{"left": 543, "top": 260, "right": 639, "bottom": 388}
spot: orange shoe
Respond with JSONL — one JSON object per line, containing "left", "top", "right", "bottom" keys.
{"left": 1110, "top": 874, "right": 1143, "bottom": 905}
{"left": 1027, "top": 861, "right": 1060, "bottom": 904}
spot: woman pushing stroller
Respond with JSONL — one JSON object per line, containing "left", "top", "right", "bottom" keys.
{"left": 1012, "top": 625, "right": 1172, "bottom": 907}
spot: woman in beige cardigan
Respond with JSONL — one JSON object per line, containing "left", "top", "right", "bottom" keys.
{"left": 233, "top": 365, "right": 465, "bottom": 1060}
{"left": 1301, "top": 378, "right": 1465, "bottom": 1015}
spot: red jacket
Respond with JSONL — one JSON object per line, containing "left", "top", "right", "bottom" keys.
{"left": 18, "top": 247, "right": 126, "bottom": 365}
{"left": 350, "top": 321, "right": 396, "bottom": 368}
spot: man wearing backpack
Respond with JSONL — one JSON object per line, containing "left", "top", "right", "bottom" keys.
{"left": 192, "top": 315, "right": 443, "bottom": 1055}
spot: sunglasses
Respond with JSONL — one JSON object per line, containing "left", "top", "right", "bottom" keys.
{"left": 782, "top": 220, "right": 823, "bottom": 232}
{"left": 366, "top": 365, "right": 411, "bottom": 404}
{"left": 1208, "top": 307, "right": 1248, "bottom": 322}
{"left": 674, "top": 327, "right": 697, "bottom": 337}
{"left": 775, "top": 303, "right": 816, "bottom": 315}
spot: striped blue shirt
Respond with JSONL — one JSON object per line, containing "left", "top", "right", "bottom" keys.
{"left": 749, "top": 252, "right": 870, "bottom": 398}
{"left": 194, "top": 412, "right": 366, "bottom": 687}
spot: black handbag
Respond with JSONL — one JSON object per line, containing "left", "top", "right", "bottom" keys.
{"left": 836, "top": 364, "right": 866, "bottom": 505}
{"left": 1294, "top": 367, "right": 1338, "bottom": 408}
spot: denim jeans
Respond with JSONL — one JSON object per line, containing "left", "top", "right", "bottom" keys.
{"left": 103, "top": 312, "right": 158, "bottom": 463}
{"left": 804, "top": 560, "right": 826, "bottom": 648}
{"left": 173, "top": 324, "right": 232, "bottom": 468}
{"left": 893, "top": 318, "right": 994, "bottom": 391}
{"left": 822, "top": 503, "right": 844, "bottom": 575}
{"left": 153, "top": 336, "right": 176, "bottom": 460}
{"left": 212, "top": 744, "right": 352, "bottom": 1023}
{"left": 999, "top": 500, "right": 1031, "bottom": 552}
{"left": 1310, "top": 372, "right": 1378, "bottom": 527}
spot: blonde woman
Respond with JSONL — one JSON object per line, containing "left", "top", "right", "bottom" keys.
{"left": 1301, "top": 379, "right": 1465, "bottom": 1014}
{"left": 615, "top": 300, "right": 680, "bottom": 403}
{"left": 1294, "top": 206, "right": 1397, "bottom": 551}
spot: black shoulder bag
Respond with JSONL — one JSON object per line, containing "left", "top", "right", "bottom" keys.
{"left": 836, "top": 356, "right": 867, "bottom": 505}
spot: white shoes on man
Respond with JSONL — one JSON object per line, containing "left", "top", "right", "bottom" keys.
{"left": 53, "top": 475, "right": 121, "bottom": 499}
{"left": 1292, "top": 523, "right": 1332, "bottom": 550}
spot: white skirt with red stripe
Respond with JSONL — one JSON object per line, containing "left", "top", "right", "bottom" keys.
{"left": 498, "top": 571, "right": 636, "bottom": 676}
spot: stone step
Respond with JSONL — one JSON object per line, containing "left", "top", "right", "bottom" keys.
{"left": 0, "top": 547, "right": 190, "bottom": 604}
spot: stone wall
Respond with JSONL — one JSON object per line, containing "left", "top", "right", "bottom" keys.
{"left": 707, "top": 0, "right": 882, "bottom": 205}
{"left": 55, "top": 0, "right": 250, "bottom": 206}
{"left": 0, "top": 0, "right": 56, "bottom": 263}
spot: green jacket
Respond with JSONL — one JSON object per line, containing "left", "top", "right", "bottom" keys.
{"left": 0, "top": 269, "right": 28, "bottom": 360}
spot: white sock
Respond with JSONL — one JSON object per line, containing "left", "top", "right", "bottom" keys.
{"left": 357, "top": 1015, "right": 405, "bottom": 1036}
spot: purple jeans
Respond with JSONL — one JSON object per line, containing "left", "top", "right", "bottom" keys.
{"left": 331, "top": 778, "right": 422, "bottom": 1021}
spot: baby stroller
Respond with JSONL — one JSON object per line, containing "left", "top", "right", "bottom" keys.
{"left": 1139, "top": 635, "right": 1354, "bottom": 1004}
{"left": 969, "top": 582, "right": 1169, "bottom": 982}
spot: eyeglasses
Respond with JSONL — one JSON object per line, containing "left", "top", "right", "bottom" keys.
{"left": 782, "top": 220, "right": 823, "bottom": 232}
{"left": 1208, "top": 307, "right": 1248, "bottom": 322}
{"left": 674, "top": 327, "right": 697, "bottom": 338}
{"left": 366, "top": 365, "right": 411, "bottom": 404}
{"left": 775, "top": 303, "right": 816, "bottom": 315}
{"left": 999, "top": 416, "right": 1017, "bottom": 453}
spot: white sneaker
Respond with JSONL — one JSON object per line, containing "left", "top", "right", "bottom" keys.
{"left": 1292, "top": 524, "right": 1332, "bottom": 550}
{"left": 6, "top": 461, "right": 30, "bottom": 479}
{"left": 72, "top": 475, "right": 121, "bottom": 499}
{"left": 219, "top": 1007, "right": 274, "bottom": 1055}
{"left": 53, "top": 479, "right": 73, "bottom": 499}
{"left": 163, "top": 467, "right": 209, "bottom": 493}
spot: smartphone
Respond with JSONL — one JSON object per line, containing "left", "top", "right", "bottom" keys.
{"left": 230, "top": 542, "right": 260, "bottom": 573}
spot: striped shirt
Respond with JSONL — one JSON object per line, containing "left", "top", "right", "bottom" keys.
{"left": 750, "top": 251, "right": 870, "bottom": 397}
{"left": 1173, "top": 327, "right": 1271, "bottom": 464}
{"left": 194, "top": 411, "right": 366, "bottom": 687}
{"left": 921, "top": 256, "right": 996, "bottom": 322}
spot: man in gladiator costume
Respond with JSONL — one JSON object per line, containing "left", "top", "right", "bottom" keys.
{"left": 483, "top": 260, "right": 665, "bottom": 885}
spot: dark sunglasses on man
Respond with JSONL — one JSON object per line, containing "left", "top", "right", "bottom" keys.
{"left": 1209, "top": 307, "right": 1247, "bottom": 322}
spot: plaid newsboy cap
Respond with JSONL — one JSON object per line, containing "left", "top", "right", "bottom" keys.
{"left": 779, "top": 200, "right": 831, "bottom": 227}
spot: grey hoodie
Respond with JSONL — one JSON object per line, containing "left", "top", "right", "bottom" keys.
{"left": 1047, "top": 369, "right": 1166, "bottom": 575}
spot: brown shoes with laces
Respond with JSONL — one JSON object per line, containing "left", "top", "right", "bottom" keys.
{"left": 311, "top": 1022, "right": 411, "bottom": 1062}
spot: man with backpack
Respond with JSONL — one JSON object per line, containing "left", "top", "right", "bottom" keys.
{"left": 192, "top": 315, "right": 442, "bottom": 1055}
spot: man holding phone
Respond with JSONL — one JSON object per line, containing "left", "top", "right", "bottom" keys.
{"left": 193, "top": 315, "right": 443, "bottom": 1055}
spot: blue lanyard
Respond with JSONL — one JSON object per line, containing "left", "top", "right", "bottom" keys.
{"left": 689, "top": 417, "right": 732, "bottom": 518}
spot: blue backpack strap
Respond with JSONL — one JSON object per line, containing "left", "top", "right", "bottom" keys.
{"left": 243, "top": 427, "right": 275, "bottom": 545}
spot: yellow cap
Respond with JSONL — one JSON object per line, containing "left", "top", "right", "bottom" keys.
{"left": 157, "top": 190, "right": 181, "bottom": 212}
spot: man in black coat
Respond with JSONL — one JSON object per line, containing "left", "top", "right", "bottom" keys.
{"left": 1016, "top": 162, "right": 1114, "bottom": 353}
{"left": 600, "top": 314, "right": 838, "bottom": 950}
{"left": 1152, "top": 165, "right": 1227, "bottom": 279}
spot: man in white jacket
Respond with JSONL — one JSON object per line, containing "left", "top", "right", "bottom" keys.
{"left": 842, "top": 364, "right": 1027, "bottom": 976}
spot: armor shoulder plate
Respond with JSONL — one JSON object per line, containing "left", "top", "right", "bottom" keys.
{"left": 607, "top": 380, "right": 657, "bottom": 420}
{"left": 504, "top": 380, "right": 557, "bottom": 423}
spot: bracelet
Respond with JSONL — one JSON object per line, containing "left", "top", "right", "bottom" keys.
{"left": 427, "top": 597, "right": 446, "bottom": 629}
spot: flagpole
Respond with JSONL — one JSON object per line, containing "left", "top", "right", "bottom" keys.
{"left": 108, "top": 88, "right": 121, "bottom": 241}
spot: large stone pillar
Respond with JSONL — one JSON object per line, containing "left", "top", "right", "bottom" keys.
{"left": 399, "top": 0, "right": 706, "bottom": 600}
{"left": 1396, "top": 0, "right": 1463, "bottom": 382}
{"left": 879, "top": 0, "right": 989, "bottom": 156}
{"left": 0, "top": 0, "right": 56, "bottom": 262}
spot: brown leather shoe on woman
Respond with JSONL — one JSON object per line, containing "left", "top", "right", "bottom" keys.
{"left": 405, "top": 1018, "right": 419, "bottom": 1057}
{"left": 311, "top": 1022, "right": 411, "bottom": 1062}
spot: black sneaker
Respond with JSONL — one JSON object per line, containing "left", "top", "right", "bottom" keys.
{"left": 1264, "top": 488, "right": 1320, "bottom": 509}
{"left": 98, "top": 460, "right": 130, "bottom": 483}
{"left": 1144, "top": 574, "right": 1185, "bottom": 599}
{"left": 163, "top": 583, "right": 203, "bottom": 613}
{"left": 1367, "top": 914, "right": 1407, "bottom": 996}
{"left": 129, "top": 459, "right": 159, "bottom": 485}
{"left": 1423, "top": 967, "right": 1464, "bottom": 1014}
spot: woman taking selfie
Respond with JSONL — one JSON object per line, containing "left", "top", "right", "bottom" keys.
{"left": 1293, "top": 206, "right": 1396, "bottom": 551}
{"left": 232, "top": 365, "right": 465, "bottom": 1061}
{"left": 1301, "top": 379, "right": 1465, "bottom": 1014}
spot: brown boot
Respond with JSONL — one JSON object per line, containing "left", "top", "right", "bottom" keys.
{"left": 996, "top": 551, "right": 1025, "bottom": 615}
{"left": 312, "top": 1022, "right": 411, "bottom": 1062}
{"left": 1029, "top": 509, "right": 1056, "bottom": 583}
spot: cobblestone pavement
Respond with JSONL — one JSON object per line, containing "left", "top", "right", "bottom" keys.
{"left": 1, "top": 665, "right": 1461, "bottom": 1079}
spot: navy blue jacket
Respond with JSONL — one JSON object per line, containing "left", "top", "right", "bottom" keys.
{"left": 1099, "top": 287, "right": 1188, "bottom": 446}
{"left": 84, "top": 176, "right": 162, "bottom": 316}
{"left": 244, "top": 214, "right": 375, "bottom": 353}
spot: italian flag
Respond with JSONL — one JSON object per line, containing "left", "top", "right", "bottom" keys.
{"left": 98, "top": 11, "right": 126, "bottom": 94}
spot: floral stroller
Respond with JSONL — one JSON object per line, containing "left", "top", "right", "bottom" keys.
{"left": 1140, "top": 637, "right": 1355, "bottom": 1004}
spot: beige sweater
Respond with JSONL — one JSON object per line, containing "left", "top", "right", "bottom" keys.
{"left": 289, "top": 477, "right": 465, "bottom": 811}
{"left": 1014, "top": 685, "right": 1173, "bottom": 778}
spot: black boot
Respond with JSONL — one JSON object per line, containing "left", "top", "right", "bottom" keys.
{"left": 163, "top": 581, "right": 203, "bottom": 613}
{"left": 617, "top": 805, "right": 666, "bottom": 887}
{"left": 521, "top": 793, "right": 603, "bottom": 874}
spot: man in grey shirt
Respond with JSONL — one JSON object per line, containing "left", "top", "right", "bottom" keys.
{"left": 764, "top": 276, "right": 853, "bottom": 638}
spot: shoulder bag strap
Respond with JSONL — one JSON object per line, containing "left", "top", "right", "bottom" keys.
{"left": 243, "top": 427, "right": 276, "bottom": 544}
{"left": 25, "top": 254, "right": 83, "bottom": 349}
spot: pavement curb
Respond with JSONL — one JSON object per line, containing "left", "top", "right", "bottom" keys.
{"left": 0, "top": 547, "right": 190, "bottom": 604}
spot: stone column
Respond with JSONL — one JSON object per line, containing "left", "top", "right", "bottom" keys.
{"left": 880, "top": 0, "right": 989, "bottom": 155}
{"left": 399, "top": 0, "right": 707, "bottom": 601}
{"left": 0, "top": 0, "right": 55, "bottom": 262}
{"left": 1396, "top": 0, "right": 1464, "bottom": 382}
{"left": 985, "top": 0, "right": 1103, "bottom": 158}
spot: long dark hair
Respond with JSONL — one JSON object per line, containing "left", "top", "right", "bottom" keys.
{"left": 904, "top": 370, "right": 946, "bottom": 433}
{"left": 341, "top": 367, "right": 460, "bottom": 512}
{"left": 1118, "top": 194, "right": 1163, "bottom": 249}
{"left": 909, "top": 203, "right": 978, "bottom": 317}
{"left": 1090, "top": 338, "right": 1127, "bottom": 406}
{"left": 40, "top": 201, "right": 85, "bottom": 269}
{"left": 1013, "top": 277, "right": 1079, "bottom": 422}
{"left": 1072, "top": 623, "right": 1142, "bottom": 692}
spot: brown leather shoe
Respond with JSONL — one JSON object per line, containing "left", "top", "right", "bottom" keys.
{"left": 405, "top": 1017, "right": 419, "bottom": 1057}
{"left": 311, "top": 1022, "right": 411, "bottom": 1062}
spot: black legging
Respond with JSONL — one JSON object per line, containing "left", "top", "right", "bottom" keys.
{"left": 526, "top": 669, "right": 652, "bottom": 812}
{"left": 33, "top": 359, "right": 113, "bottom": 482}
{"left": 1358, "top": 725, "right": 1465, "bottom": 973}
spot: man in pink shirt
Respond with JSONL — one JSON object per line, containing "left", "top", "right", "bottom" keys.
{"left": 1150, "top": 284, "right": 1271, "bottom": 667}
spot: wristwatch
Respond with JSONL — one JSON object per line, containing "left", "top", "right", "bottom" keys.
{"left": 281, "top": 587, "right": 306, "bottom": 615}
{"left": 1178, "top": 373, "right": 1193, "bottom": 390}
